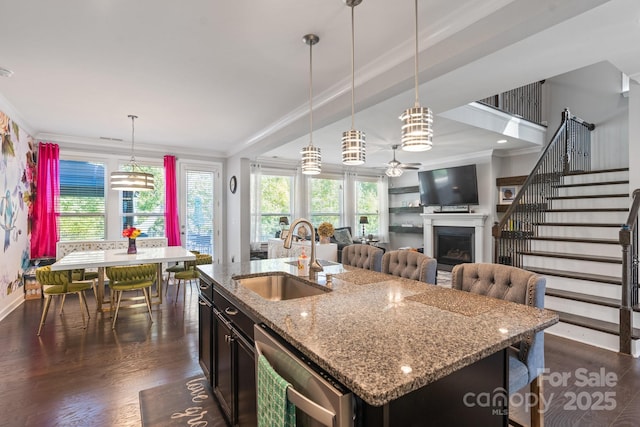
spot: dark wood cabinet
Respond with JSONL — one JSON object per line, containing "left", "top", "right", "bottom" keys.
{"left": 214, "top": 308, "right": 234, "bottom": 421}
{"left": 213, "top": 290, "right": 257, "bottom": 427}
{"left": 197, "top": 293, "right": 213, "bottom": 383}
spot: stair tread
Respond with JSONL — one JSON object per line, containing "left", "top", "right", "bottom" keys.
{"left": 526, "top": 267, "right": 621, "bottom": 285}
{"left": 548, "top": 193, "right": 629, "bottom": 200}
{"left": 530, "top": 236, "right": 619, "bottom": 244}
{"left": 565, "top": 168, "right": 629, "bottom": 176}
{"left": 554, "top": 180, "right": 629, "bottom": 188}
{"left": 522, "top": 250, "right": 621, "bottom": 263}
{"left": 533, "top": 222, "right": 622, "bottom": 227}
{"left": 546, "top": 288, "right": 620, "bottom": 307}
{"left": 545, "top": 208, "right": 628, "bottom": 212}
{"left": 555, "top": 311, "right": 640, "bottom": 339}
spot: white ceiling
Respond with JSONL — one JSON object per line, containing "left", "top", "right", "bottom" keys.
{"left": 1, "top": 0, "right": 639, "bottom": 167}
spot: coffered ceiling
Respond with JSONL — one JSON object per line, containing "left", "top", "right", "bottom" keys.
{"left": 1, "top": 0, "right": 639, "bottom": 167}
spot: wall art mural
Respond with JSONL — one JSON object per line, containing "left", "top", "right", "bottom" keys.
{"left": 0, "top": 109, "right": 36, "bottom": 300}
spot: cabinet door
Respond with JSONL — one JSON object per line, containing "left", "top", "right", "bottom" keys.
{"left": 235, "top": 332, "right": 257, "bottom": 427}
{"left": 198, "top": 294, "right": 213, "bottom": 385}
{"left": 214, "top": 309, "right": 234, "bottom": 422}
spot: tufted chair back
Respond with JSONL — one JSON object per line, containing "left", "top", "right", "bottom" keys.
{"left": 35, "top": 265, "right": 94, "bottom": 336}
{"left": 37, "top": 266, "right": 72, "bottom": 291}
{"left": 106, "top": 264, "right": 157, "bottom": 289}
{"left": 381, "top": 250, "right": 437, "bottom": 283}
{"left": 451, "top": 262, "right": 546, "bottom": 406}
{"left": 341, "top": 244, "right": 383, "bottom": 271}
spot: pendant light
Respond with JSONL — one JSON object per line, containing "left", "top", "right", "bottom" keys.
{"left": 301, "top": 34, "right": 321, "bottom": 175}
{"left": 400, "top": 0, "right": 433, "bottom": 152}
{"left": 110, "top": 115, "right": 155, "bottom": 191}
{"left": 341, "top": 0, "right": 366, "bottom": 166}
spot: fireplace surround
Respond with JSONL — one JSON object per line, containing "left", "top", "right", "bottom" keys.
{"left": 421, "top": 212, "right": 488, "bottom": 268}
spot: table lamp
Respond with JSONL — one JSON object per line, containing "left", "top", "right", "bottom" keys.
{"left": 359, "top": 216, "right": 368, "bottom": 240}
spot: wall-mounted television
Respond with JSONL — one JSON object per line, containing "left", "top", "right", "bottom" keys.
{"left": 418, "top": 164, "right": 479, "bottom": 207}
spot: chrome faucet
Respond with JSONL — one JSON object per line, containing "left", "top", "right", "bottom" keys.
{"left": 283, "top": 218, "right": 323, "bottom": 280}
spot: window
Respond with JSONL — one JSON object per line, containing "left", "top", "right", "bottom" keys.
{"left": 355, "top": 179, "right": 379, "bottom": 239}
{"left": 309, "top": 176, "right": 343, "bottom": 227}
{"left": 59, "top": 160, "right": 106, "bottom": 241}
{"left": 121, "top": 164, "right": 165, "bottom": 237}
{"left": 257, "top": 174, "right": 293, "bottom": 241}
{"left": 185, "top": 169, "right": 215, "bottom": 255}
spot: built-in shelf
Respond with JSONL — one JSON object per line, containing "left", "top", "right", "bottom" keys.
{"left": 496, "top": 176, "right": 527, "bottom": 186}
{"left": 389, "top": 226, "right": 424, "bottom": 234}
{"left": 389, "top": 206, "right": 423, "bottom": 214}
{"left": 388, "top": 185, "right": 419, "bottom": 194}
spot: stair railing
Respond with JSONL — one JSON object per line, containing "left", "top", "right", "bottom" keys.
{"left": 493, "top": 108, "right": 596, "bottom": 268}
{"left": 478, "top": 80, "right": 545, "bottom": 125}
{"left": 619, "top": 188, "right": 640, "bottom": 354}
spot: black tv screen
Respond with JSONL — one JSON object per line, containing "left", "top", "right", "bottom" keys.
{"left": 418, "top": 164, "right": 479, "bottom": 206}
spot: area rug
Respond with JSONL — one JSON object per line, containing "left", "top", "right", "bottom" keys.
{"left": 139, "top": 375, "right": 227, "bottom": 427}
{"left": 436, "top": 270, "right": 452, "bottom": 287}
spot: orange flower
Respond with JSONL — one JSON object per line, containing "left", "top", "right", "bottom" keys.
{"left": 122, "top": 227, "right": 142, "bottom": 239}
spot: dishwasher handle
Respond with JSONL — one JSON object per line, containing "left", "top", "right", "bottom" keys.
{"left": 255, "top": 340, "right": 336, "bottom": 427}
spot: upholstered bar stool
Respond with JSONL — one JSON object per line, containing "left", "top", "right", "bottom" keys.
{"left": 381, "top": 250, "right": 437, "bottom": 284}
{"left": 36, "top": 266, "right": 94, "bottom": 336}
{"left": 106, "top": 264, "right": 157, "bottom": 329}
{"left": 341, "top": 244, "right": 384, "bottom": 271}
{"left": 451, "top": 262, "right": 546, "bottom": 427}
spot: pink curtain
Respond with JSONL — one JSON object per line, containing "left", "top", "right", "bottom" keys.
{"left": 31, "top": 142, "right": 59, "bottom": 258}
{"left": 164, "top": 155, "right": 181, "bottom": 246}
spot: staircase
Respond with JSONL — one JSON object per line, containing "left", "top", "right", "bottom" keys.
{"left": 493, "top": 108, "right": 640, "bottom": 356}
{"left": 520, "top": 168, "right": 640, "bottom": 355}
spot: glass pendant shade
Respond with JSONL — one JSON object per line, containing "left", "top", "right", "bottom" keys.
{"left": 401, "top": 0, "right": 433, "bottom": 153}
{"left": 341, "top": 130, "right": 366, "bottom": 165}
{"left": 385, "top": 166, "right": 404, "bottom": 177}
{"left": 341, "top": 1, "right": 366, "bottom": 166}
{"left": 400, "top": 106, "right": 433, "bottom": 151}
{"left": 301, "top": 144, "right": 321, "bottom": 175}
{"left": 110, "top": 115, "right": 155, "bottom": 191}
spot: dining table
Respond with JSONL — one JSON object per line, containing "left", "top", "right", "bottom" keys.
{"left": 51, "top": 246, "right": 197, "bottom": 312}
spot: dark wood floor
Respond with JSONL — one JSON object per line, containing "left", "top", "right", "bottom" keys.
{"left": 1, "top": 283, "right": 639, "bottom": 426}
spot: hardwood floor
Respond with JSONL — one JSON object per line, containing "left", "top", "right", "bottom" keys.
{"left": 1, "top": 283, "right": 639, "bottom": 426}
{"left": 0, "top": 285, "right": 202, "bottom": 426}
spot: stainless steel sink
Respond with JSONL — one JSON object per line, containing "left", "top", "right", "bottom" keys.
{"left": 235, "top": 273, "right": 330, "bottom": 301}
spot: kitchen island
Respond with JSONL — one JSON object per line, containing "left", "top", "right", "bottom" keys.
{"left": 198, "top": 259, "right": 558, "bottom": 426}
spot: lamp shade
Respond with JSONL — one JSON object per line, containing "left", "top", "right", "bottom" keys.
{"left": 110, "top": 170, "right": 155, "bottom": 191}
{"left": 359, "top": 216, "right": 369, "bottom": 224}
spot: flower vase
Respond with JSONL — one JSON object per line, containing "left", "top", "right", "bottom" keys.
{"left": 319, "top": 236, "right": 330, "bottom": 244}
{"left": 127, "top": 238, "right": 137, "bottom": 254}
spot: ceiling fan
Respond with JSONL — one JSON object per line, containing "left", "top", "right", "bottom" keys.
{"left": 385, "top": 144, "right": 421, "bottom": 177}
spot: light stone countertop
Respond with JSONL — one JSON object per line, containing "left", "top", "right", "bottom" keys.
{"left": 198, "top": 259, "right": 558, "bottom": 407}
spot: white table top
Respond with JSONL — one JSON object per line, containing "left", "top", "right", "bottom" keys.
{"left": 51, "top": 246, "right": 196, "bottom": 271}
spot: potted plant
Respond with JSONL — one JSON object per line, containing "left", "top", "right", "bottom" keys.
{"left": 317, "top": 222, "right": 334, "bottom": 244}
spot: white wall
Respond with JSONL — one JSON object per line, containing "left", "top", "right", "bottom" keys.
{"left": 630, "top": 81, "right": 640, "bottom": 194}
{"left": 225, "top": 156, "right": 250, "bottom": 263}
{"left": 546, "top": 61, "right": 629, "bottom": 170}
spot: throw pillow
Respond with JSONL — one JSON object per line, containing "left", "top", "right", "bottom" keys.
{"left": 333, "top": 228, "right": 353, "bottom": 245}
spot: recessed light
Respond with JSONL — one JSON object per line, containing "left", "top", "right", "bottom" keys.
{"left": 0, "top": 67, "right": 14, "bottom": 78}
{"left": 497, "top": 139, "right": 508, "bottom": 144}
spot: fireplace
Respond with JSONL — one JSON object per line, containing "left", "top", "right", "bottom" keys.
{"left": 434, "top": 226, "right": 475, "bottom": 271}
{"left": 422, "top": 212, "right": 488, "bottom": 267}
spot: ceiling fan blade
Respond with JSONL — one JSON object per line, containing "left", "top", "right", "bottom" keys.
{"left": 400, "top": 162, "right": 421, "bottom": 166}
{"left": 399, "top": 165, "right": 419, "bottom": 170}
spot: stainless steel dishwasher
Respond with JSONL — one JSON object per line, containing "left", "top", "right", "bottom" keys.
{"left": 254, "top": 324, "right": 354, "bottom": 427}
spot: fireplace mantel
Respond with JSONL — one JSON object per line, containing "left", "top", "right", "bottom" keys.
{"left": 421, "top": 213, "right": 488, "bottom": 262}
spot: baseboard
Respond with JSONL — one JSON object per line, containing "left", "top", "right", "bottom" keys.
{"left": 0, "top": 294, "right": 25, "bottom": 322}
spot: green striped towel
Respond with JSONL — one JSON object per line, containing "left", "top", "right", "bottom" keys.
{"left": 257, "top": 354, "right": 296, "bottom": 427}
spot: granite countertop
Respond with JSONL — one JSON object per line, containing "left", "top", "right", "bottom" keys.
{"left": 198, "top": 259, "right": 558, "bottom": 407}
